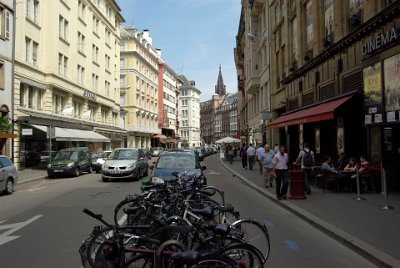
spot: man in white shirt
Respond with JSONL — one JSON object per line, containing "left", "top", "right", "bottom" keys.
{"left": 256, "top": 144, "right": 265, "bottom": 175}
{"left": 247, "top": 144, "right": 256, "bottom": 171}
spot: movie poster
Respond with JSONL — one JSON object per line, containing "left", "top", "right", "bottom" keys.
{"left": 363, "top": 63, "right": 382, "bottom": 105}
{"left": 384, "top": 53, "right": 400, "bottom": 112}
{"left": 349, "top": 0, "right": 363, "bottom": 17}
{"left": 324, "top": 0, "right": 334, "bottom": 37}
{"left": 315, "top": 128, "right": 320, "bottom": 154}
{"left": 306, "top": 1, "right": 313, "bottom": 46}
{"left": 337, "top": 127, "right": 344, "bottom": 154}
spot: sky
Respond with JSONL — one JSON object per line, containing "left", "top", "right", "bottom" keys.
{"left": 116, "top": 0, "right": 241, "bottom": 101}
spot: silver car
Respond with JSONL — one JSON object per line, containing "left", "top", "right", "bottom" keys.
{"left": 101, "top": 148, "right": 148, "bottom": 182}
{"left": 0, "top": 155, "right": 18, "bottom": 195}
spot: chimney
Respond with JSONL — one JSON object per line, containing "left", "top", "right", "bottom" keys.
{"left": 142, "top": 29, "right": 152, "bottom": 46}
{"left": 155, "top": 48, "right": 161, "bottom": 57}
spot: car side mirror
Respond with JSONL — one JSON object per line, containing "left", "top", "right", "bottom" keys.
{"left": 201, "top": 166, "right": 207, "bottom": 170}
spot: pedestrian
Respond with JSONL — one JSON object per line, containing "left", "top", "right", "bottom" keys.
{"left": 294, "top": 142, "right": 314, "bottom": 195}
{"left": 228, "top": 145, "right": 234, "bottom": 165}
{"left": 247, "top": 143, "right": 256, "bottom": 170}
{"left": 272, "top": 145, "right": 289, "bottom": 200}
{"left": 240, "top": 143, "right": 248, "bottom": 169}
{"left": 233, "top": 146, "right": 238, "bottom": 160}
{"left": 273, "top": 143, "right": 279, "bottom": 154}
{"left": 261, "top": 144, "right": 275, "bottom": 188}
{"left": 256, "top": 144, "right": 265, "bottom": 175}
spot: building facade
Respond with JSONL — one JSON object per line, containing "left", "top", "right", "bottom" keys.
{"left": 200, "top": 95, "right": 222, "bottom": 145}
{"left": 0, "top": 0, "right": 16, "bottom": 156}
{"left": 214, "top": 93, "right": 239, "bottom": 140}
{"left": 177, "top": 75, "right": 201, "bottom": 147}
{"left": 13, "top": 0, "right": 125, "bottom": 170}
{"left": 236, "top": 0, "right": 400, "bottom": 190}
{"left": 120, "top": 26, "right": 160, "bottom": 149}
{"left": 157, "top": 61, "right": 179, "bottom": 149}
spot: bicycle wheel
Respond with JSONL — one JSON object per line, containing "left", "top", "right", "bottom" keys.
{"left": 223, "top": 242, "right": 264, "bottom": 268}
{"left": 85, "top": 226, "right": 115, "bottom": 267}
{"left": 189, "top": 253, "right": 237, "bottom": 268}
{"left": 114, "top": 197, "right": 139, "bottom": 226}
{"left": 201, "top": 185, "right": 225, "bottom": 206}
{"left": 230, "top": 219, "right": 270, "bottom": 263}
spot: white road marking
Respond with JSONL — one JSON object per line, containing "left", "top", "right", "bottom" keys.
{"left": 28, "top": 187, "right": 46, "bottom": 192}
{"left": 208, "top": 172, "right": 221, "bottom": 175}
{"left": 0, "top": 215, "right": 43, "bottom": 246}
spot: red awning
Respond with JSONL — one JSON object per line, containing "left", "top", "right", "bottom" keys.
{"left": 268, "top": 95, "right": 353, "bottom": 129}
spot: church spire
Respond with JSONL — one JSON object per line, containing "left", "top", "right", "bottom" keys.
{"left": 215, "top": 65, "right": 226, "bottom": 96}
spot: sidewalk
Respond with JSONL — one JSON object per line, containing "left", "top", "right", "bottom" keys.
{"left": 220, "top": 157, "right": 400, "bottom": 268}
{"left": 17, "top": 168, "right": 48, "bottom": 185}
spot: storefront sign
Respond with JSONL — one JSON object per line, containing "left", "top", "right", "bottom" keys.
{"left": 387, "top": 111, "right": 396, "bottom": 122}
{"left": 364, "top": 115, "right": 372, "bottom": 124}
{"left": 362, "top": 27, "right": 400, "bottom": 57}
{"left": 374, "top": 113, "right": 383, "bottom": 123}
{"left": 21, "top": 128, "right": 33, "bottom": 136}
{"left": 83, "top": 90, "right": 97, "bottom": 101}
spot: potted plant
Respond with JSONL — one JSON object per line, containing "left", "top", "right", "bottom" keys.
{"left": 0, "top": 117, "right": 17, "bottom": 138}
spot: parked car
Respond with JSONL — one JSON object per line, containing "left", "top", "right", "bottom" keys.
{"left": 47, "top": 147, "right": 92, "bottom": 178}
{"left": 143, "top": 148, "right": 152, "bottom": 159}
{"left": 92, "top": 151, "right": 112, "bottom": 173}
{"left": 0, "top": 155, "right": 18, "bottom": 195}
{"left": 150, "top": 151, "right": 207, "bottom": 185}
{"left": 102, "top": 148, "right": 149, "bottom": 182}
{"left": 150, "top": 147, "right": 164, "bottom": 157}
{"left": 194, "top": 147, "right": 205, "bottom": 161}
{"left": 40, "top": 151, "right": 58, "bottom": 165}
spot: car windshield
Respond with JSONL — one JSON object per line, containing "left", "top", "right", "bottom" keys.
{"left": 156, "top": 155, "right": 198, "bottom": 169}
{"left": 54, "top": 151, "right": 78, "bottom": 161}
{"left": 108, "top": 149, "right": 138, "bottom": 160}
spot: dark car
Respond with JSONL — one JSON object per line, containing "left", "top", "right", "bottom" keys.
{"left": 150, "top": 151, "right": 207, "bottom": 185}
{"left": 47, "top": 147, "right": 92, "bottom": 178}
{"left": 102, "top": 148, "right": 148, "bottom": 182}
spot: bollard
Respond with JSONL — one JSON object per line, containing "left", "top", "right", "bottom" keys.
{"left": 381, "top": 167, "right": 394, "bottom": 210}
{"left": 353, "top": 164, "right": 365, "bottom": 201}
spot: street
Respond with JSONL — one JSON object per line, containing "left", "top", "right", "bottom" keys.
{"left": 0, "top": 154, "right": 377, "bottom": 267}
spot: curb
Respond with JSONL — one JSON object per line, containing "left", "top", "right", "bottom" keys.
{"left": 17, "top": 176, "right": 47, "bottom": 186}
{"left": 220, "top": 159, "right": 400, "bottom": 268}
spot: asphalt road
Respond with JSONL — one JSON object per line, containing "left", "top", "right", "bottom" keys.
{"left": 0, "top": 154, "right": 377, "bottom": 267}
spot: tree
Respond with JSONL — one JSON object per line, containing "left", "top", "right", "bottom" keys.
{"left": 181, "top": 139, "right": 189, "bottom": 148}
{"left": 0, "top": 117, "right": 12, "bottom": 134}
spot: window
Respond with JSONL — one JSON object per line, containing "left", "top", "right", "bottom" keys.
{"left": 36, "top": 89, "right": 42, "bottom": 110}
{"left": 19, "top": 84, "right": 25, "bottom": 106}
{"left": 78, "top": 32, "right": 85, "bottom": 52}
{"left": 1, "top": 6, "right": 10, "bottom": 40}
{"left": 25, "top": 37, "right": 31, "bottom": 62}
{"left": 73, "top": 100, "right": 81, "bottom": 117}
{"left": 93, "top": 16, "right": 99, "bottom": 35}
{"left": 120, "top": 94, "right": 125, "bottom": 105}
{"left": 92, "top": 73, "right": 98, "bottom": 92}
{"left": 33, "top": 0, "right": 39, "bottom": 22}
{"left": 105, "top": 54, "right": 110, "bottom": 70}
{"left": 52, "top": 94, "right": 65, "bottom": 113}
{"left": 120, "top": 58, "right": 125, "bottom": 68}
{"left": 105, "top": 28, "right": 111, "bottom": 45}
{"left": 59, "top": 15, "right": 68, "bottom": 40}
{"left": 58, "top": 53, "right": 68, "bottom": 77}
{"left": 78, "top": 0, "right": 86, "bottom": 20}
{"left": 28, "top": 86, "right": 34, "bottom": 108}
{"left": 32, "top": 42, "right": 38, "bottom": 65}
{"left": 120, "top": 41, "right": 125, "bottom": 51}
{"left": 105, "top": 81, "right": 110, "bottom": 96}
{"left": 120, "top": 75, "right": 125, "bottom": 87}
{"left": 0, "top": 63, "right": 4, "bottom": 90}
{"left": 77, "top": 65, "right": 85, "bottom": 85}
{"left": 92, "top": 45, "right": 99, "bottom": 63}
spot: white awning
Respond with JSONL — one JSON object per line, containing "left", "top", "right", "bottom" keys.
{"left": 31, "top": 125, "right": 110, "bottom": 142}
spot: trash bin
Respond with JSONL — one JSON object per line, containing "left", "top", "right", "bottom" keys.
{"left": 289, "top": 169, "right": 306, "bottom": 199}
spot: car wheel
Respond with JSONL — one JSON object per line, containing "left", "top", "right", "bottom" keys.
{"left": 102, "top": 176, "right": 108, "bottom": 182}
{"left": 134, "top": 169, "right": 140, "bottom": 181}
{"left": 75, "top": 167, "right": 80, "bottom": 177}
{"left": 4, "top": 178, "right": 14, "bottom": 194}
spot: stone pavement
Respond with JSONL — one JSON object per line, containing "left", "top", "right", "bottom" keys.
{"left": 220, "top": 157, "right": 400, "bottom": 268}
{"left": 17, "top": 168, "right": 48, "bottom": 185}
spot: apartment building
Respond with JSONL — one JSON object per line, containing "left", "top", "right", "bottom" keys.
{"left": 13, "top": 0, "right": 125, "bottom": 169}
{"left": 237, "top": 0, "right": 400, "bottom": 190}
{"left": 200, "top": 95, "right": 222, "bottom": 145}
{"left": 214, "top": 93, "right": 239, "bottom": 141}
{"left": 0, "top": 0, "right": 16, "bottom": 156}
{"left": 177, "top": 75, "right": 201, "bottom": 148}
{"left": 120, "top": 26, "right": 160, "bottom": 149}
{"left": 157, "top": 61, "right": 179, "bottom": 149}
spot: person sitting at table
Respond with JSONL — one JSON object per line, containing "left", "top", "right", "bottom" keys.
{"left": 344, "top": 157, "right": 357, "bottom": 172}
{"left": 359, "top": 155, "right": 370, "bottom": 191}
{"left": 336, "top": 153, "right": 347, "bottom": 170}
{"left": 322, "top": 155, "right": 338, "bottom": 174}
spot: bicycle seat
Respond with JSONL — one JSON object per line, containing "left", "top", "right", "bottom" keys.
{"left": 213, "top": 223, "right": 231, "bottom": 235}
{"left": 199, "top": 188, "right": 216, "bottom": 196}
{"left": 217, "top": 204, "right": 234, "bottom": 213}
{"left": 191, "top": 207, "right": 214, "bottom": 218}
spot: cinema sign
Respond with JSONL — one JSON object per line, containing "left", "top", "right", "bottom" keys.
{"left": 362, "top": 27, "right": 400, "bottom": 57}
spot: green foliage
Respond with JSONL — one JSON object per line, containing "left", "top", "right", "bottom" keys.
{"left": 181, "top": 139, "right": 189, "bottom": 148}
{"left": 0, "top": 117, "right": 13, "bottom": 134}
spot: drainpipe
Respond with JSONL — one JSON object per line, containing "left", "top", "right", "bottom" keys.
{"left": 11, "top": 0, "right": 16, "bottom": 163}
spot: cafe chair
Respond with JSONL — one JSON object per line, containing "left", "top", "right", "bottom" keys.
{"left": 322, "top": 171, "right": 340, "bottom": 193}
